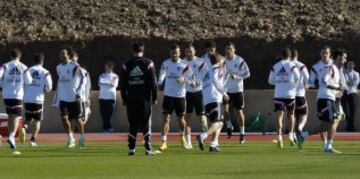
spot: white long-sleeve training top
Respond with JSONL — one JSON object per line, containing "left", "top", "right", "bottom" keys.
{"left": 24, "top": 65, "right": 53, "bottom": 104}
{"left": 158, "top": 58, "right": 193, "bottom": 98}
{"left": 98, "top": 72, "right": 119, "bottom": 100}
{"left": 268, "top": 59, "right": 300, "bottom": 99}
{"left": 317, "top": 64, "right": 345, "bottom": 101}
{"left": 224, "top": 55, "right": 250, "bottom": 93}
{"left": 55, "top": 61, "right": 85, "bottom": 102}
{"left": 309, "top": 59, "right": 332, "bottom": 88}
{"left": 343, "top": 69, "right": 360, "bottom": 94}
{"left": 183, "top": 56, "right": 207, "bottom": 93}
{"left": 202, "top": 64, "right": 227, "bottom": 105}
{"left": 292, "top": 59, "right": 309, "bottom": 97}
{"left": 0, "top": 59, "right": 33, "bottom": 100}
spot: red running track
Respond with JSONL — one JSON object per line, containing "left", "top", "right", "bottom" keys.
{"left": 8, "top": 132, "right": 360, "bottom": 143}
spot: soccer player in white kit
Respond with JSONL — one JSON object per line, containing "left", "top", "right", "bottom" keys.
{"left": 297, "top": 49, "right": 347, "bottom": 153}
{"left": 290, "top": 49, "right": 309, "bottom": 145}
{"left": 158, "top": 44, "right": 193, "bottom": 151}
{"left": 268, "top": 49, "right": 300, "bottom": 148}
{"left": 0, "top": 49, "right": 32, "bottom": 154}
{"left": 21, "top": 53, "right": 53, "bottom": 147}
{"left": 223, "top": 42, "right": 250, "bottom": 144}
{"left": 196, "top": 53, "right": 229, "bottom": 152}
{"left": 183, "top": 43, "right": 208, "bottom": 149}
{"left": 53, "top": 47, "right": 86, "bottom": 148}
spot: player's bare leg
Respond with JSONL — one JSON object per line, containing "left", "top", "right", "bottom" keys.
{"left": 275, "top": 111, "right": 284, "bottom": 148}
{"left": 287, "top": 111, "right": 296, "bottom": 146}
{"left": 77, "top": 118, "right": 85, "bottom": 148}
{"left": 197, "top": 121, "right": 223, "bottom": 152}
{"left": 223, "top": 104, "right": 233, "bottom": 138}
{"left": 325, "top": 118, "right": 341, "bottom": 153}
{"left": 185, "top": 113, "right": 192, "bottom": 148}
{"left": 237, "top": 109, "right": 246, "bottom": 144}
{"left": 7, "top": 115, "right": 21, "bottom": 153}
{"left": 159, "top": 114, "right": 170, "bottom": 150}
{"left": 177, "top": 115, "right": 187, "bottom": 148}
{"left": 61, "top": 115, "right": 75, "bottom": 148}
{"left": 29, "top": 120, "right": 41, "bottom": 147}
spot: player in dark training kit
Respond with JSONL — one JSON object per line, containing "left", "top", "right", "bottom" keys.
{"left": 120, "top": 42, "right": 158, "bottom": 156}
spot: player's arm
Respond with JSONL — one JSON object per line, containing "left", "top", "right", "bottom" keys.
{"left": 110, "top": 75, "right": 119, "bottom": 88}
{"left": 23, "top": 66, "right": 33, "bottom": 85}
{"left": 234, "top": 60, "right": 250, "bottom": 80}
{"left": 268, "top": 67, "right": 275, "bottom": 85}
{"left": 157, "top": 62, "right": 166, "bottom": 86}
{"left": 182, "top": 65, "right": 194, "bottom": 85}
{"left": 74, "top": 66, "right": 86, "bottom": 99}
{"left": 44, "top": 72, "right": 53, "bottom": 92}
{"left": 309, "top": 66, "right": 318, "bottom": 88}
{"left": 212, "top": 69, "right": 227, "bottom": 95}
{"left": 195, "top": 62, "right": 207, "bottom": 86}
{"left": 291, "top": 65, "right": 300, "bottom": 84}
{"left": 119, "top": 64, "right": 128, "bottom": 105}
{"left": 323, "top": 66, "right": 341, "bottom": 91}
{"left": 0, "top": 65, "right": 5, "bottom": 88}
{"left": 148, "top": 61, "right": 158, "bottom": 104}
{"left": 353, "top": 72, "right": 360, "bottom": 87}
{"left": 85, "top": 73, "right": 92, "bottom": 103}
{"left": 301, "top": 65, "right": 310, "bottom": 88}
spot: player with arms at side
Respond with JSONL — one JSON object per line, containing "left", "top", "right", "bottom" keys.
{"left": 223, "top": 42, "right": 250, "bottom": 143}
{"left": 0, "top": 48, "right": 32, "bottom": 154}
{"left": 183, "top": 43, "right": 208, "bottom": 149}
{"left": 268, "top": 48, "right": 300, "bottom": 148}
{"left": 158, "top": 44, "right": 193, "bottom": 151}
{"left": 21, "top": 53, "right": 52, "bottom": 147}
{"left": 196, "top": 53, "right": 229, "bottom": 152}
{"left": 53, "top": 47, "right": 86, "bottom": 148}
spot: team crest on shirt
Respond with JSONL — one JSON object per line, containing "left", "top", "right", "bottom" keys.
{"left": 31, "top": 71, "right": 41, "bottom": 79}
{"left": 276, "top": 66, "right": 288, "bottom": 76}
{"left": 9, "top": 67, "right": 21, "bottom": 75}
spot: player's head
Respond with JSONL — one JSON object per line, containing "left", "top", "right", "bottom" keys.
{"left": 10, "top": 48, "right": 22, "bottom": 60}
{"left": 205, "top": 40, "right": 216, "bottom": 54}
{"left": 333, "top": 48, "right": 347, "bottom": 66}
{"left": 132, "top": 41, "right": 145, "bottom": 55}
{"left": 320, "top": 46, "right": 331, "bottom": 61}
{"left": 209, "top": 53, "right": 221, "bottom": 65}
{"left": 291, "top": 48, "right": 298, "bottom": 60}
{"left": 225, "top": 42, "right": 236, "bottom": 57}
{"left": 58, "top": 46, "right": 70, "bottom": 62}
{"left": 170, "top": 44, "right": 181, "bottom": 61}
{"left": 33, "top": 53, "right": 45, "bottom": 66}
{"left": 105, "top": 61, "right": 115, "bottom": 72}
{"left": 346, "top": 60, "right": 355, "bottom": 70}
{"left": 185, "top": 42, "right": 196, "bottom": 59}
{"left": 281, "top": 48, "right": 292, "bottom": 60}
{"left": 66, "top": 46, "right": 79, "bottom": 62}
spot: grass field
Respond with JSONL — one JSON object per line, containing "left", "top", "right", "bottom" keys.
{"left": 1, "top": 140, "right": 360, "bottom": 179}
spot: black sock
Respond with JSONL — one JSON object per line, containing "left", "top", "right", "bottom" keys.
{"left": 31, "top": 136, "right": 36, "bottom": 142}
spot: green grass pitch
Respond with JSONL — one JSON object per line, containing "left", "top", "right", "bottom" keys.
{"left": 0, "top": 141, "right": 360, "bottom": 179}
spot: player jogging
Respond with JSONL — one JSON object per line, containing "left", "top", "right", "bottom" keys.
{"left": 183, "top": 43, "right": 208, "bottom": 149}
{"left": 196, "top": 53, "right": 229, "bottom": 152}
{"left": 0, "top": 48, "right": 32, "bottom": 154}
{"left": 21, "top": 53, "right": 52, "bottom": 147}
{"left": 158, "top": 44, "right": 193, "bottom": 151}
{"left": 223, "top": 42, "right": 250, "bottom": 143}
{"left": 268, "top": 48, "right": 300, "bottom": 148}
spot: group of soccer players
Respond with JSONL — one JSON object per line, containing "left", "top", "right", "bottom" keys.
{"left": 0, "top": 41, "right": 357, "bottom": 155}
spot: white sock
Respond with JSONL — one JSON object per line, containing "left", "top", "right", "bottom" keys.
{"left": 210, "top": 141, "right": 217, "bottom": 147}
{"left": 23, "top": 124, "right": 28, "bottom": 129}
{"left": 277, "top": 134, "right": 283, "bottom": 141}
{"left": 288, "top": 132, "right": 294, "bottom": 139}
{"left": 79, "top": 133, "right": 85, "bottom": 139}
{"left": 201, "top": 119, "right": 208, "bottom": 132}
{"left": 68, "top": 132, "right": 74, "bottom": 141}
{"left": 201, "top": 133, "right": 208, "bottom": 140}
{"left": 298, "top": 123, "right": 305, "bottom": 132}
{"left": 302, "top": 131, "right": 309, "bottom": 138}
{"left": 9, "top": 132, "right": 16, "bottom": 144}
{"left": 161, "top": 135, "right": 167, "bottom": 142}
{"left": 186, "top": 134, "right": 191, "bottom": 145}
{"left": 240, "top": 127, "right": 245, "bottom": 135}
{"left": 326, "top": 140, "right": 333, "bottom": 150}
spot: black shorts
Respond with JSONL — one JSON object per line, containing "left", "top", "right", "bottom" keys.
{"left": 295, "top": 97, "right": 308, "bottom": 115}
{"left": 185, "top": 91, "right": 204, "bottom": 115}
{"left": 317, "top": 99, "right": 340, "bottom": 122}
{"left": 224, "top": 92, "right": 245, "bottom": 110}
{"left": 4, "top": 99, "right": 23, "bottom": 116}
{"left": 162, "top": 96, "right": 185, "bottom": 117}
{"left": 24, "top": 103, "right": 43, "bottom": 121}
{"left": 205, "top": 102, "right": 223, "bottom": 122}
{"left": 274, "top": 98, "right": 295, "bottom": 112}
{"left": 59, "top": 101, "right": 83, "bottom": 120}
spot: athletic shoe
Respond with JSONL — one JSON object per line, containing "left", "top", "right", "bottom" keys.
{"left": 239, "top": 134, "right": 245, "bottom": 144}
{"left": 128, "top": 150, "right": 135, "bottom": 156}
{"left": 67, "top": 139, "right": 75, "bottom": 148}
{"left": 145, "top": 150, "right": 157, "bottom": 156}
{"left": 181, "top": 136, "right": 187, "bottom": 148}
{"left": 296, "top": 133, "right": 305, "bottom": 150}
{"left": 226, "top": 121, "right": 233, "bottom": 139}
{"left": 277, "top": 140, "right": 284, "bottom": 148}
{"left": 209, "top": 146, "right": 221, "bottom": 152}
{"left": 19, "top": 128, "right": 26, "bottom": 144}
{"left": 324, "top": 148, "right": 342, "bottom": 154}
{"left": 159, "top": 141, "right": 167, "bottom": 151}
{"left": 7, "top": 139, "right": 16, "bottom": 149}
{"left": 196, "top": 135, "right": 204, "bottom": 151}
{"left": 78, "top": 136, "right": 85, "bottom": 149}
{"left": 185, "top": 143, "right": 193, "bottom": 149}
{"left": 288, "top": 138, "right": 296, "bottom": 146}
{"left": 11, "top": 150, "right": 22, "bottom": 155}
{"left": 30, "top": 142, "right": 39, "bottom": 148}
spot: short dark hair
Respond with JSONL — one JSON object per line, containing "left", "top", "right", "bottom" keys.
{"left": 65, "top": 46, "right": 77, "bottom": 58}
{"left": 333, "top": 48, "right": 347, "bottom": 59}
{"left": 185, "top": 42, "right": 194, "bottom": 49}
{"left": 132, "top": 42, "right": 145, "bottom": 53}
{"left": 10, "top": 48, "right": 22, "bottom": 59}
{"left": 291, "top": 48, "right": 298, "bottom": 58}
{"left": 209, "top": 53, "right": 221, "bottom": 65}
{"left": 105, "top": 61, "right": 115, "bottom": 69}
{"left": 34, "top": 53, "right": 45, "bottom": 64}
{"left": 281, "top": 48, "right": 292, "bottom": 59}
{"left": 321, "top": 45, "right": 331, "bottom": 51}
{"left": 205, "top": 41, "right": 216, "bottom": 48}
{"left": 170, "top": 44, "right": 180, "bottom": 51}
{"left": 225, "top": 42, "right": 235, "bottom": 48}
